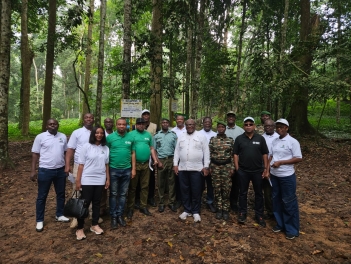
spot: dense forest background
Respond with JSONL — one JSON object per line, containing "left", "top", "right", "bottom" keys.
{"left": 0, "top": 0, "right": 351, "bottom": 167}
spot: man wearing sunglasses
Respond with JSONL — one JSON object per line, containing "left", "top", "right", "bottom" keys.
{"left": 233, "top": 117, "right": 269, "bottom": 227}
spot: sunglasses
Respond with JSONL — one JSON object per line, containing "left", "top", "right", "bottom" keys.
{"left": 244, "top": 123, "right": 254, "bottom": 127}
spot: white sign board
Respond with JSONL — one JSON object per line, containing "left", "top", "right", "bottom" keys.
{"left": 121, "top": 99, "right": 142, "bottom": 118}
{"left": 171, "top": 99, "right": 178, "bottom": 112}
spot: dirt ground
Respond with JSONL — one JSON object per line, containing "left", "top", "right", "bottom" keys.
{"left": 1, "top": 138, "right": 351, "bottom": 263}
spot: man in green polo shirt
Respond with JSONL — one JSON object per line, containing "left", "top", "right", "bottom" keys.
{"left": 126, "top": 118, "right": 158, "bottom": 218}
{"left": 106, "top": 118, "right": 136, "bottom": 230}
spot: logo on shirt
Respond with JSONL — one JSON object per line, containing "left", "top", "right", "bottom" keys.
{"left": 125, "top": 141, "right": 132, "bottom": 145}
{"left": 101, "top": 151, "right": 105, "bottom": 154}
{"left": 59, "top": 138, "right": 64, "bottom": 143}
{"left": 253, "top": 141, "right": 260, "bottom": 145}
{"left": 280, "top": 145, "right": 285, "bottom": 148}
{"left": 144, "top": 138, "right": 150, "bottom": 141}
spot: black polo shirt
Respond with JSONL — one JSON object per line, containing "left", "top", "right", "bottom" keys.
{"left": 233, "top": 133, "right": 268, "bottom": 173}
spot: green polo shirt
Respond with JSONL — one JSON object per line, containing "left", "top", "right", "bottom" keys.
{"left": 130, "top": 130, "right": 153, "bottom": 163}
{"left": 106, "top": 131, "right": 134, "bottom": 169}
{"left": 154, "top": 130, "right": 177, "bottom": 158}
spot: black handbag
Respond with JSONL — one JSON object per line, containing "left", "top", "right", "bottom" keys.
{"left": 63, "top": 191, "right": 89, "bottom": 219}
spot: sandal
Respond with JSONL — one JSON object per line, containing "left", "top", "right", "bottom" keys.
{"left": 76, "top": 229, "right": 86, "bottom": 240}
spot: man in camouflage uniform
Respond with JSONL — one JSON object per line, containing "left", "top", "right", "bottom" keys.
{"left": 209, "top": 121, "right": 235, "bottom": 221}
{"left": 255, "top": 111, "right": 271, "bottom": 135}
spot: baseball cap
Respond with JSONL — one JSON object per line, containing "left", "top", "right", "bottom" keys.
{"left": 275, "top": 118, "right": 289, "bottom": 126}
{"left": 141, "top": 109, "right": 150, "bottom": 115}
{"left": 226, "top": 111, "right": 236, "bottom": 116}
{"left": 136, "top": 118, "right": 146, "bottom": 124}
{"left": 217, "top": 121, "right": 227, "bottom": 127}
{"left": 243, "top": 116, "right": 255, "bottom": 123}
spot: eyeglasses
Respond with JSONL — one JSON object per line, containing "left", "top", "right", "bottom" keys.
{"left": 244, "top": 123, "right": 254, "bottom": 127}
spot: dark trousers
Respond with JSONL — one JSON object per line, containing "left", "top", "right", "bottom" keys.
{"left": 135, "top": 167, "right": 155, "bottom": 202}
{"left": 237, "top": 169, "right": 264, "bottom": 217}
{"left": 77, "top": 185, "right": 104, "bottom": 229}
{"left": 128, "top": 162, "right": 150, "bottom": 210}
{"left": 262, "top": 178, "right": 273, "bottom": 215}
{"left": 178, "top": 171, "right": 204, "bottom": 214}
{"left": 204, "top": 174, "right": 214, "bottom": 204}
{"left": 230, "top": 171, "right": 239, "bottom": 207}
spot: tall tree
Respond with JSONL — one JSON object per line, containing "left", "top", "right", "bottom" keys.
{"left": 122, "top": 0, "right": 132, "bottom": 99}
{"left": 19, "top": 0, "right": 34, "bottom": 136}
{"left": 149, "top": 0, "right": 162, "bottom": 125}
{"left": 41, "top": 0, "right": 56, "bottom": 131}
{"left": 95, "top": 0, "right": 106, "bottom": 126}
{"left": 0, "top": 0, "right": 12, "bottom": 169}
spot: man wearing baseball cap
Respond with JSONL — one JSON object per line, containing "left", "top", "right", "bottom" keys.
{"left": 256, "top": 111, "right": 271, "bottom": 135}
{"left": 233, "top": 117, "right": 269, "bottom": 227}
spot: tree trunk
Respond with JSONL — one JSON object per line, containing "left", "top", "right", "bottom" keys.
{"left": 81, "top": 0, "right": 94, "bottom": 121}
{"left": 122, "top": 0, "right": 132, "bottom": 99}
{"left": 41, "top": 0, "right": 56, "bottom": 131}
{"left": 287, "top": 0, "right": 321, "bottom": 135}
{"left": 95, "top": 0, "right": 106, "bottom": 126}
{"left": 185, "top": 27, "right": 192, "bottom": 117}
{"left": 149, "top": 0, "right": 163, "bottom": 125}
{"left": 0, "top": 0, "right": 12, "bottom": 169}
{"left": 20, "top": 0, "right": 34, "bottom": 136}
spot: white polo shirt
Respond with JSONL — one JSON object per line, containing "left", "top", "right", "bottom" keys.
{"left": 262, "top": 132, "right": 279, "bottom": 156}
{"left": 270, "top": 134, "right": 302, "bottom": 177}
{"left": 31, "top": 131, "right": 67, "bottom": 169}
{"left": 198, "top": 128, "right": 216, "bottom": 144}
{"left": 171, "top": 126, "right": 186, "bottom": 139}
{"left": 78, "top": 143, "right": 109, "bottom": 185}
{"left": 67, "top": 127, "right": 91, "bottom": 164}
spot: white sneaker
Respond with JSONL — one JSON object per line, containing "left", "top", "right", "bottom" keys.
{"left": 55, "top": 215, "right": 70, "bottom": 222}
{"left": 70, "top": 218, "right": 78, "bottom": 228}
{"left": 179, "top": 212, "right": 192, "bottom": 220}
{"left": 36, "top": 222, "right": 43, "bottom": 232}
{"left": 193, "top": 213, "right": 201, "bottom": 223}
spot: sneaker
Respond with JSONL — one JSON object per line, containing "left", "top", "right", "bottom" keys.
{"left": 70, "top": 218, "right": 78, "bottom": 228}
{"left": 286, "top": 234, "right": 297, "bottom": 240}
{"left": 193, "top": 214, "right": 201, "bottom": 223}
{"left": 179, "top": 212, "right": 192, "bottom": 220}
{"left": 90, "top": 225, "right": 104, "bottom": 235}
{"left": 36, "top": 222, "right": 43, "bottom": 232}
{"left": 255, "top": 216, "right": 266, "bottom": 227}
{"left": 76, "top": 229, "right": 86, "bottom": 240}
{"left": 55, "top": 216, "right": 70, "bottom": 222}
{"left": 272, "top": 226, "right": 282, "bottom": 233}
{"left": 238, "top": 213, "right": 247, "bottom": 223}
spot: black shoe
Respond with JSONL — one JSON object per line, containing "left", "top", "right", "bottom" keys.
{"left": 134, "top": 201, "right": 140, "bottom": 209}
{"left": 148, "top": 198, "right": 157, "bottom": 207}
{"left": 139, "top": 208, "right": 152, "bottom": 216}
{"left": 175, "top": 200, "right": 182, "bottom": 209}
{"left": 255, "top": 216, "right": 266, "bottom": 227}
{"left": 158, "top": 205, "right": 165, "bottom": 213}
{"left": 238, "top": 213, "right": 247, "bottom": 223}
{"left": 207, "top": 203, "right": 217, "bottom": 213}
{"left": 286, "top": 234, "right": 297, "bottom": 240}
{"left": 272, "top": 226, "right": 282, "bottom": 233}
{"left": 127, "top": 210, "right": 134, "bottom": 220}
{"left": 168, "top": 204, "right": 177, "bottom": 212}
{"left": 117, "top": 216, "right": 126, "bottom": 227}
{"left": 222, "top": 211, "right": 229, "bottom": 221}
{"left": 111, "top": 218, "right": 118, "bottom": 230}
{"left": 215, "top": 209, "right": 223, "bottom": 220}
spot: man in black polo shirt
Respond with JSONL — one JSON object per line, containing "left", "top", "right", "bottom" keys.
{"left": 233, "top": 117, "right": 269, "bottom": 227}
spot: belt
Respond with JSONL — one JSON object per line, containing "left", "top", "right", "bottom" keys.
{"left": 211, "top": 158, "right": 232, "bottom": 165}
{"left": 159, "top": 155, "right": 174, "bottom": 160}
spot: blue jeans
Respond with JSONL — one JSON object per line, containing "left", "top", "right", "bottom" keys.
{"left": 109, "top": 167, "right": 131, "bottom": 218}
{"left": 178, "top": 171, "right": 204, "bottom": 214}
{"left": 36, "top": 167, "right": 66, "bottom": 222}
{"left": 271, "top": 174, "right": 300, "bottom": 236}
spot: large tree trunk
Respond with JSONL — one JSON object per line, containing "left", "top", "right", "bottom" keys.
{"left": 81, "top": 0, "right": 94, "bottom": 121}
{"left": 287, "top": 0, "right": 321, "bottom": 135}
{"left": 185, "top": 27, "right": 192, "bottom": 117}
{"left": 19, "top": 0, "right": 34, "bottom": 136}
{"left": 0, "top": 0, "right": 12, "bottom": 169}
{"left": 41, "top": 0, "right": 56, "bottom": 131}
{"left": 122, "top": 0, "right": 132, "bottom": 99}
{"left": 149, "top": 0, "right": 162, "bottom": 125}
{"left": 95, "top": 0, "right": 106, "bottom": 126}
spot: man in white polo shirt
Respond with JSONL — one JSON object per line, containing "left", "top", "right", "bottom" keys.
{"left": 65, "top": 113, "right": 98, "bottom": 228}
{"left": 30, "top": 119, "right": 69, "bottom": 232}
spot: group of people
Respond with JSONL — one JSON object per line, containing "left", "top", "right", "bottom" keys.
{"left": 30, "top": 110, "right": 302, "bottom": 241}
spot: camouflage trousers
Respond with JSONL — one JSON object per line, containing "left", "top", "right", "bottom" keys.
{"left": 211, "top": 163, "right": 233, "bottom": 211}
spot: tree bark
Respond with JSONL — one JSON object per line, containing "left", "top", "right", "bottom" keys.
{"left": 0, "top": 0, "right": 12, "bottom": 169}
{"left": 41, "top": 0, "right": 56, "bottom": 131}
{"left": 149, "top": 0, "right": 163, "bottom": 125}
{"left": 122, "top": 0, "right": 132, "bottom": 99}
{"left": 185, "top": 27, "right": 192, "bottom": 117}
{"left": 20, "top": 0, "right": 34, "bottom": 136}
{"left": 95, "top": 0, "right": 106, "bottom": 126}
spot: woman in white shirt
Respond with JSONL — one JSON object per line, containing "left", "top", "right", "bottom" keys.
{"left": 75, "top": 126, "right": 110, "bottom": 240}
{"left": 269, "top": 119, "right": 302, "bottom": 240}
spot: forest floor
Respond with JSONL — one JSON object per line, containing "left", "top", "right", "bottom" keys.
{"left": 1, "top": 138, "right": 351, "bottom": 263}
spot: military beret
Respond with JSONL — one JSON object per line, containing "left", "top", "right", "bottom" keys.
{"left": 261, "top": 111, "right": 271, "bottom": 115}
{"left": 217, "top": 121, "right": 227, "bottom": 127}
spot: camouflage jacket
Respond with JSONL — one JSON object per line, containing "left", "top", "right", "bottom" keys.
{"left": 209, "top": 135, "right": 235, "bottom": 162}
{"left": 255, "top": 124, "right": 264, "bottom": 135}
